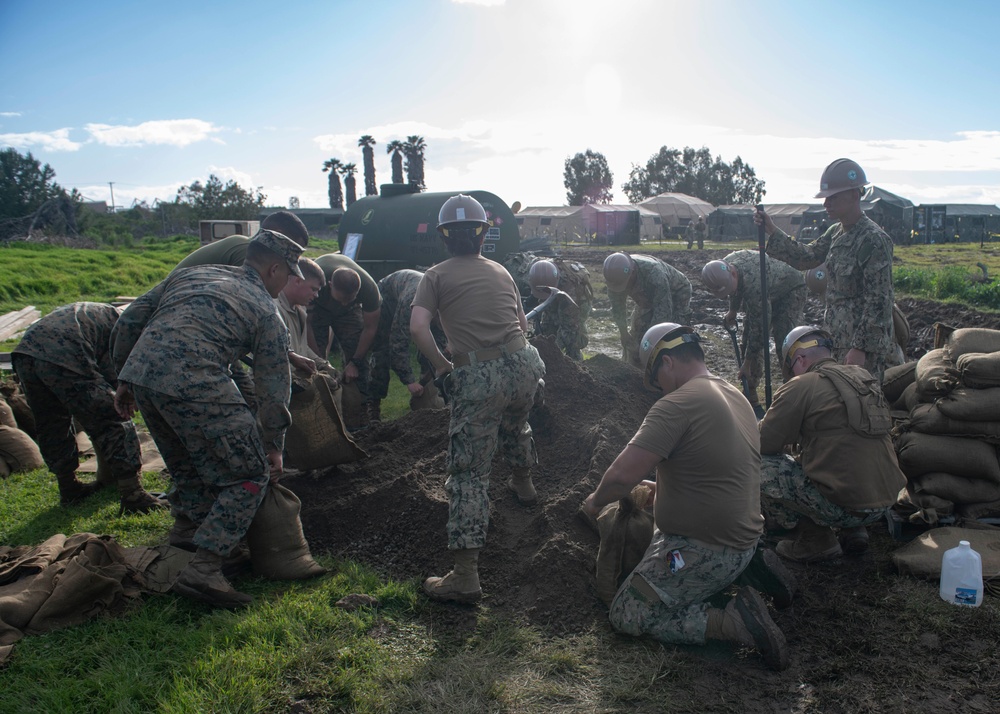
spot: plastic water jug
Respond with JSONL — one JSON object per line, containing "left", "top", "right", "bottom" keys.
{"left": 939, "top": 540, "right": 983, "bottom": 607}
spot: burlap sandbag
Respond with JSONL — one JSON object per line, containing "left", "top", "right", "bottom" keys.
{"left": 0, "top": 397, "right": 16, "bottom": 429}
{"left": 882, "top": 361, "right": 917, "bottom": 405}
{"left": 595, "top": 484, "right": 654, "bottom": 606}
{"left": 339, "top": 380, "right": 366, "bottom": 430}
{"left": 410, "top": 378, "right": 445, "bottom": 411}
{"left": 907, "top": 403, "right": 1000, "bottom": 444}
{"left": 0, "top": 384, "right": 35, "bottom": 438}
{"left": 936, "top": 387, "right": 1000, "bottom": 422}
{"left": 893, "top": 381, "right": 919, "bottom": 413}
{"left": 895, "top": 431, "right": 1000, "bottom": 482}
{"left": 945, "top": 328, "right": 1000, "bottom": 362}
{"left": 912, "top": 471, "right": 1000, "bottom": 505}
{"left": 892, "top": 526, "right": 1000, "bottom": 585}
{"left": 897, "top": 485, "right": 954, "bottom": 521}
{"left": 955, "top": 499, "right": 1000, "bottom": 520}
{"left": 246, "top": 482, "right": 326, "bottom": 580}
{"left": 285, "top": 373, "right": 367, "bottom": 472}
{"left": 892, "top": 303, "right": 910, "bottom": 351}
{"left": 0, "top": 425, "right": 44, "bottom": 475}
{"left": 914, "top": 348, "right": 959, "bottom": 402}
{"left": 957, "top": 351, "right": 1000, "bottom": 389}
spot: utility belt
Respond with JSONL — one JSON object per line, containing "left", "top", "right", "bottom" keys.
{"left": 452, "top": 333, "right": 528, "bottom": 368}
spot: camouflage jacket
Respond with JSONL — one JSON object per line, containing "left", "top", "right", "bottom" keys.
{"left": 724, "top": 249, "right": 805, "bottom": 323}
{"left": 766, "top": 215, "right": 894, "bottom": 359}
{"left": 610, "top": 254, "right": 691, "bottom": 328}
{"left": 13, "top": 302, "right": 121, "bottom": 383}
{"left": 112, "top": 265, "right": 291, "bottom": 448}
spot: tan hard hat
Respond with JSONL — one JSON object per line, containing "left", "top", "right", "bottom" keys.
{"left": 603, "top": 252, "right": 634, "bottom": 293}
{"left": 781, "top": 325, "right": 833, "bottom": 371}
{"left": 528, "top": 260, "right": 560, "bottom": 290}
{"left": 437, "top": 194, "right": 489, "bottom": 235}
{"left": 639, "top": 322, "right": 700, "bottom": 392}
{"left": 701, "top": 260, "right": 736, "bottom": 297}
{"left": 815, "top": 158, "right": 868, "bottom": 199}
{"left": 805, "top": 264, "right": 828, "bottom": 294}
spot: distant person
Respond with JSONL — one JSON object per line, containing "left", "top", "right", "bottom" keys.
{"left": 12, "top": 302, "right": 167, "bottom": 513}
{"left": 755, "top": 159, "right": 895, "bottom": 382}
{"left": 582, "top": 322, "right": 789, "bottom": 671}
{"left": 411, "top": 195, "right": 545, "bottom": 604}
{"left": 173, "top": 211, "right": 310, "bottom": 270}
{"left": 603, "top": 252, "right": 692, "bottom": 366}
{"left": 685, "top": 221, "right": 697, "bottom": 250}
{"left": 693, "top": 215, "right": 707, "bottom": 249}
{"left": 112, "top": 230, "right": 304, "bottom": 608}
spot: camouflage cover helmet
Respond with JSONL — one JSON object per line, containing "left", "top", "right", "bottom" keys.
{"left": 639, "top": 322, "right": 701, "bottom": 392}
{"left": 701, "top": 260, "right": 736, "bottom": 298}
{"left": 805, "top": 264, "right": 828, "bottom": 294}
{"left": 781, "top": 325, "right": 833, "bottom": 378}
{"left": 528, "top": 260, "right": 560, "bottom": 290}
{"left": 603, "top": 252, "right": 635, "bottom": 293}
{"left": 815, "top": 158, "right": 868, "bottom": 199}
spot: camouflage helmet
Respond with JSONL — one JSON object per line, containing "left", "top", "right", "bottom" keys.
{"left": 603, "top": 252, "right": 635, "bottom": 293}
{"left": 805, "top": 264, "right": 828, "bottom": 294}
{"left": 701, "top": 260, "right": 736, "bottom": 298}
{"left": 781, "top": 325, "right": 833, "bottom": 373}
{"left": 528, "top": 260, "right": 560, "bottom": 290}
{"left": 639, "top": 322, "right": 701, "bottom": 392}
{"left": 437, "top": 194, "right": 489, "bottom": 236}
{"left": 815, "top": 158, "right": 868, "bottom": 199}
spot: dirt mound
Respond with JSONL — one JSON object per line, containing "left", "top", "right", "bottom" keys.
{"left": 292, "top": 337, "right": 657, "bottom": 632}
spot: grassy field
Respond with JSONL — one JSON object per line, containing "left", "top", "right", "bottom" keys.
{"left": 2, "top": 237, "right": 1000, "bottom": 712}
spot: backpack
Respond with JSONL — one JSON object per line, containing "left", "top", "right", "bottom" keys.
{"left": 817, "top": 363, "right": 892, "bottom": 438}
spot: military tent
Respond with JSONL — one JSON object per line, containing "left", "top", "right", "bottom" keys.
{"left": 707, "top": 205, "right": 756, "bottom": 241}
{"left": 515, "top": 206, "right": 588, "bottom": 244}
{"left": 762, "top": 203, "right": 823, "bottom": 239}
{"left": 580, "top": 204, "right": 663, "bottom": 246}
{"left": 637, "top": 193, "right": 714, "bottom": 237}
{"left": 863, "top": 186, "right": 914, "bottom": 244}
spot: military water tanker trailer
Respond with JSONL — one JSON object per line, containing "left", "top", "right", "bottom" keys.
{"left": 337, "top": 183, "right": 521, "bottom": 282}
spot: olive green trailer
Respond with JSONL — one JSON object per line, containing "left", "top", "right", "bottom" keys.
{"left": 337, "top": 184, "right": 521, "bottom": 282}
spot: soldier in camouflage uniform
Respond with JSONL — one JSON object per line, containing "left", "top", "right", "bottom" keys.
{"left": 12, "top": 302, "right": 167, "bottom": 512}
{"left": 604, "top": 252, "right": 692, "bottom": 366}
{"left": 526, "top": 259, "right": 590, "bottom": 360}
{"left": 582, "top": 322, "right": 789, "bottom": 672}
{"left": 370, "top": 269, "right": 445, "bottom": 419}
{"left": 411, "top": 195, "right": 545, "bottom": 604}
{"left": 701, "top": 251, "right": 806, "bottom": 410}
{"left": 756, "top": 158, "right": 895, "bottom": 382}
{"left": 112, "top": 230, "right": 303, "bottom": 608}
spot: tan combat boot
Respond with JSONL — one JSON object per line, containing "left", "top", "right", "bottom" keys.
{"left": 172, "top": 547, "right": 253, "bottom": 609}
{"left": 776, "top": 517, "right": 842, "bottom": 563}
{"left": 706, "top": 587, "right": 789, "bottom": 671}
{"left": 117, "top": 477, "right": 169, "bottom": 515}
{"left": 736, "top": 547, "right": 797, "bottom": 609}
{"left": 839, "top": 525, "right": 870, "bottom": 555}
{"left": 56, "top": 471, "right": 100, "bottom": 506}
{"left": 508, "top": 467, "right": 538, "bottom": 505}
{"left": 169, "top": 513, "right": 198, "bottom": 551}
{"left": 423, "top": 548, "right": 482, "bottom": 604}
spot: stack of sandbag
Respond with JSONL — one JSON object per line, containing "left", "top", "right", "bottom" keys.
{"left": 893, "top": 328, "right": 1000, "bottom": 523}
{"left": 0, "top": 394, "right": 44, "bottom": 479}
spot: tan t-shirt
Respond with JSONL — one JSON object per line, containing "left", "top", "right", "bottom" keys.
{"left": 411, "top": 254, "right": 523, "bottom": 356}
{"left": 629, "top": 374, "right": 763, "bottom": 550}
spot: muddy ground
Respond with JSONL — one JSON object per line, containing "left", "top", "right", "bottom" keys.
{"left": 291, "top": 246, "right": 1000, "bottom": 712}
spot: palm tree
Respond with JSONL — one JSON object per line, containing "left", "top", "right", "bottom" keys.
{"left": 386, "top": 140, "right": 405, "bottom": 184}
{"left": 358, "top": 135, "right": 378, "bottom": 196}
{"left": 341, "top": 163, "right": 358, "bottom": 207}
{"left": 322, "top": 158, "right": 344, "bottom": 210}
{"left": 404, "top": 135, "right": 427, "bottom": 189}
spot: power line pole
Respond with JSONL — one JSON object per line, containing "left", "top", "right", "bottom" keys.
{"left": 108, "top": 182, "right": 116, "bottom": 213}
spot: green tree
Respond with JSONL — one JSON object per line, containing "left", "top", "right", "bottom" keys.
{"left": 404, "top": 135, "right": 427, "bottom": 189}
{"left": 563, "top": 149, "right": 614, "bottom": 205}
{"left": 0, "top": 148, "right": 80, "bottom": 240}
{"left": 386, "top": 140, "right": 405, "bottom": 184}
{"left": 322, "top": 158, "right": 344, "bottom": 209}
{"left": 359, "top": 135, "right": 378, "bottom": 196}
{"left": 622, "top": 145, "right": 765, "bottom": 205}
{"left": 175, "top": 174, "right": 266, "bottom": 221}
{"left": 341, "top": 163, "right": 358, "bottom": 207}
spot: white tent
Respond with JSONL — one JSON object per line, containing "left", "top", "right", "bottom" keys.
{"left": 515, "top": 206, "right": 587, "bottom": 242}
{"left": 762, "top": 203, "right": 822, "bottom": 238}
{"left": 637, "top": 193, "right": 715, "bottom": 235}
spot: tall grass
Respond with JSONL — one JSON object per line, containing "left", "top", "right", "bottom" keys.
{"left": 893, "top": 265, "right": 1000, "bottom": 309}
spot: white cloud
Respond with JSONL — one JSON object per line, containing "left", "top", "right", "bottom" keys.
{"left": 85, "top": 119, "right": 221, "bottom": 147}
{"left": 0, "top": 128, "right": 83, "bottom": 152}
{"left": 451, "top": 0, "right": 505, "bottom": 6}
{"left": 0, "top": 112, "right": 22, "bottom": 118}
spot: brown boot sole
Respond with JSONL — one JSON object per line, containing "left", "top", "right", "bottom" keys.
{"left": 776, "top": 539, "right": 842, "bottom": 564}
{"left": 735, "top": 587, "right": 790, "bottom": 672}
{"left": 422, "top": 579, "right": 482, "bottom": 604}
{"left": 172, "top": 580, "right": 253, "bottom": 609}
{"left": 508, "top": 482, "right": 538, "bottom": 506}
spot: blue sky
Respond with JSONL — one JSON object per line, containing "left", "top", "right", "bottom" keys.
{"left": 2, "top": 0, "right": 999, "bottom": 211}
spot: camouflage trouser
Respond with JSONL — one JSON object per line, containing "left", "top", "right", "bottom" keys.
{"left": 610, "top": 530, "right": 756, "bottom": 645}
{"left": 132, "top": 386, "right": 268, "bottom": 557}
{"left": 12, "top": 354, "right": 141, "bottom": 479}
{"left": 760, "top": 453, "right": 887, "bottom": 530}
{"left": 629, "top": 288, "right": 693, "bottom": 347}
{"left": 309, "top": 301, "right": 371, "bottom": 398}
{"left": 742, "top": 286, "right": 807, "bottom": 399}
{"left": 442, "top": 345, "right": 546, "bottom": 550}
{"left": 832, "top": 346, "right": 887, "bottom": 386}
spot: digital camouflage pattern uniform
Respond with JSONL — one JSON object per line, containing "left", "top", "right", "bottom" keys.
{"left": 766, "top": 215, "right": 894, "bottom": 382}
{"left": 370, "top": 269, "right": 444, "bottom": 400}
{"left": 610, "top": 254, "right": 692, "bottom": 360}
{"left": 723, "top": 250, "right": 806, "bottom": 396}
{"left": 12, "top": 302, "right": 142, "bottom": 482}
{"left": 534, "top": 291, "right": 586, "bottom": 360}
{"left": 113, "top": 265, "right": 291, "bottom": 557}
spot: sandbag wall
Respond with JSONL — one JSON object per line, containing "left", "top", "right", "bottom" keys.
{"left": 887, "top": 328, "right": 1000, "bottom": 522}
